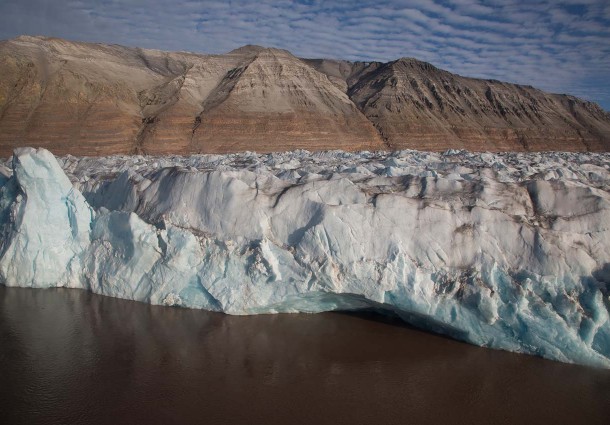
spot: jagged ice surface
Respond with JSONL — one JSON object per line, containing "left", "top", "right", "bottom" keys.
{"left": 1, "top": 148, "right": 609, "bottom": 368}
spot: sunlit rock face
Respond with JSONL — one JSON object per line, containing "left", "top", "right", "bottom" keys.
{"left": 1, "top": 147, "right": 609, "bottom": 368}
{"left": 1, "top": 36, "right": 609, "bottom": 157}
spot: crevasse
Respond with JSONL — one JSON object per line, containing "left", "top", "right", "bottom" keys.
{"left": 1, "top": 147, "right": 609, "bottom": 368}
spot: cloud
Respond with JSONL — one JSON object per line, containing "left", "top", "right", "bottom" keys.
{"left": 0, "top": 0, "right": 608, "bottom": 110}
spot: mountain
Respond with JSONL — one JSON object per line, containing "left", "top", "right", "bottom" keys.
{"left": 0, "top": 35, "right": 609, "bottom": 156}
{"left": 188, "top": 47, "right": 383, "bottom": 153}
{"left": 347, "top": 58, "right": 610, "bottom": 151}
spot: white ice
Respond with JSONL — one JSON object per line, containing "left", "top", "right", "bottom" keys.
{"left": 1, "top": 147, "right": 609, "bottom": 368}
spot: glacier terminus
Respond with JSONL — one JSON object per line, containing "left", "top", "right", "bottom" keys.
{"left": 0, "top": 147, "right": 609, "bottom": 368}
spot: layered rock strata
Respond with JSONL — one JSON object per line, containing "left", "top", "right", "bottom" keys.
{"left": 1, "top": 36, "right": 609, "bottom": 156}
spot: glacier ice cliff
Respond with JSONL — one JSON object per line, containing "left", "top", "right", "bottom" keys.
{"left": 1, "top": 147, "right": 610, "bottom": 368}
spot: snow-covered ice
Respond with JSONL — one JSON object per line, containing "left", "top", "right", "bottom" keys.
{"left": 1, "top": 147, "right": 609, "bottom": 368}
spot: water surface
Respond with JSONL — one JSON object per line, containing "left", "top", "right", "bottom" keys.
{"left": 1, "top": 287, "right": 609, "bottom": 425}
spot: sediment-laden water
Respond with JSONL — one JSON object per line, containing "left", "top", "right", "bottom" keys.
{"left": 1, "top": 286, "right": 609, "bottom": 425}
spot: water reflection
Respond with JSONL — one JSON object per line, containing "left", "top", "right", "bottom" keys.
{"left": 1, "top": 287, "right": 609, "bottom": 425}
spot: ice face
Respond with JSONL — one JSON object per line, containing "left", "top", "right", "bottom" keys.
{"left": 1, "top": 147, "right": 609, "bottom": 368}
{"left": 0, "top": 148, "right": 94, "bottom": 287}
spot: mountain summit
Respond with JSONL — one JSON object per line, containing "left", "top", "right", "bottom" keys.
{"left": 0, "top": 36, "right": 608, "bottom": 156}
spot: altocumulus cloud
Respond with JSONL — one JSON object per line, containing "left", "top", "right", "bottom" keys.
{"left": 1, "top": 0, "right": 609, "bottom": 109}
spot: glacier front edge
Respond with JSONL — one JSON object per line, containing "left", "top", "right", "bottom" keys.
{"left": 0, "top": 147, "right": 609, "bottom": 368}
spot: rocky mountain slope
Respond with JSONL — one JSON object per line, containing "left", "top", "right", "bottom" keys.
{"left": 1, "top": 36, "right": 609, "bottom": 156}
{"left": 346, "top": 58, "right": 610, "bottom": 151}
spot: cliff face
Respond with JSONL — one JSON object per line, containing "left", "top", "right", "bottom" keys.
{"left": 1, "top": 36, "right": 609, "bottom": 156}
{"left": 346, "top": 58, "right": 610, "bottom": 151}
{"left": 188, "top": 48, "right": 384, "bottom": 154}
{"left": 0, "top": 36, "right": 185, "bottom": 156}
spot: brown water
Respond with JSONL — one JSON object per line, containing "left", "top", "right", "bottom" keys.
{"left": 1, "top": 287, "right": 609, "bottom": 425}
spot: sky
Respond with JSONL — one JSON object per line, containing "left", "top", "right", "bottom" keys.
{"left": 1, "top": 0, "right": 609, "bottom": 110}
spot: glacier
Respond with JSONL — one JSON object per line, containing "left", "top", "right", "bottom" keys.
{"left": 1, "top": 147, "right": 609, "bottom": 368}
